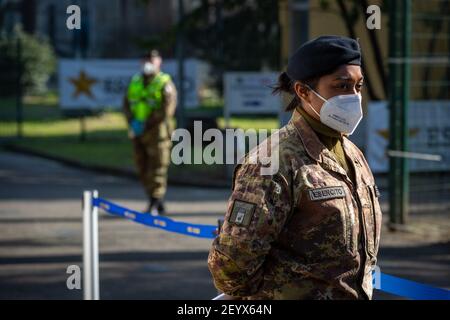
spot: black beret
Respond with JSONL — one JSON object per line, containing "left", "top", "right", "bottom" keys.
{"left": 286, "top": 35, "right": 361, "bottom": 81}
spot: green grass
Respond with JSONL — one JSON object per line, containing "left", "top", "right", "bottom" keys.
{"left": 1, "top": 96, "right": 133, "bottom": 169}
{"left": 1, "top": 112, "right": 128, "bottom": 137}
{"left": 12, "top": 134, "right": 134, "bottom": 168}
{"left": 0, "top": 92, "right": 60, "bottom": 122}
{"left": 217, "top": 116, "right": 279, "bottom": 131}
{"left": 0, "top": 94, "right": 280, "bottom": 173}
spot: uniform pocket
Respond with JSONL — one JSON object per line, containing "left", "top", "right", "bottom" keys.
{"left": 342, "top": 198, "right": 356, "bottom": 255}
{"left": 367, "top": 185, "right": 382, "bottom": 255}
{"left": 289, "top": 185, "right": 353, "bottom": 260}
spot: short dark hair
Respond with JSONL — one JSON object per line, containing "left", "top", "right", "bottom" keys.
{"left": 143, "top": 49, "right": 161, "bottom": 60}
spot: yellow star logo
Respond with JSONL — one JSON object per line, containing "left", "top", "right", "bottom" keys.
{"left": 69, "top": 70, "right": 98, "bottom": 99}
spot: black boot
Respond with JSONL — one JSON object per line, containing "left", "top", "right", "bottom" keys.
{"left": 157, "top": 200, "right": 166, "bottom": 216}
{"left": 145, "top": 197, "right": 165, "bottom": 216}
{"left": 145, "top": 197, "right": 158, "bottom": 215}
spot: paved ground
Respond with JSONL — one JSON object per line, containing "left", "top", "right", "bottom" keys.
{"left": 0, "top": 151, "right": 448, "bottom": 300}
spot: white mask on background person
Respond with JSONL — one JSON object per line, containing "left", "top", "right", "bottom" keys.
{"left": 143, "top": 62, "right": 156, "bottom": 75}
{"left": 305, "top": 86, "right": 363, "bottom": 135}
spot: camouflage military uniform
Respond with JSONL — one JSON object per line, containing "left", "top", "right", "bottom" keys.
{"left": 125, "top": 76, "right": 177, "bottom": 200}
{"left": 208, "top": 108, "right": 382, "bottom": 300}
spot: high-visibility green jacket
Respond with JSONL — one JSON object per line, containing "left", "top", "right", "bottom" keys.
{"left": 127, "top": 72, "right": 171, "bottom": 121}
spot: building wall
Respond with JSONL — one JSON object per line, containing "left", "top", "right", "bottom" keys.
{"left": 34, "top": 0, "right": 178, "bottom": 58}
{"left": 309, "top": 0, "right": 388, "bottom": 104}
{"left": 309, "top": 0, "right": 449, "bottom": 101}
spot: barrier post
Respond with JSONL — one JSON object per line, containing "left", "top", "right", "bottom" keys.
{"left": 92, "top": 190, "right": 99, "bottom": 300}
{"left": 83, "top": 190, "right": 100, "bottom": 300}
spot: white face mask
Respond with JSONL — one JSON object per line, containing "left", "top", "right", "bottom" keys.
{"left": 305, "top": 86, "right": 363, "bottom": 135}
{"left": 143, "top": 62, "right": 156, "bottom": 75}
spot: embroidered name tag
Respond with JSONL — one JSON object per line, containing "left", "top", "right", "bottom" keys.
{"left": 309, "top": 186, "right": 346, "bottom": 201}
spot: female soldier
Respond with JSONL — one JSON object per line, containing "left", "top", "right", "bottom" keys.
{"left": 208, "top": 35, "right": 382, "bottom": 300}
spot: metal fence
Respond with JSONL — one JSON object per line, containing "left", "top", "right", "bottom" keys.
{"left": 388, "top": 0, "right": 450, "bottom": 229}
{"left": 0, "top": 37, "right": 23, "bottom": 140}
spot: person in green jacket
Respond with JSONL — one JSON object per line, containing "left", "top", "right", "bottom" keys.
{"left": 123, "top": 50, "right": 177, "bottom": 215}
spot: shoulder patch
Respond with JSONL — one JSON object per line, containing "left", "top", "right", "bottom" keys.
{"left": 273, "top": 181, "right": 282, "bottom": 195}
{"left": 164, "top": 82, "right": 174, "bottom": 94}
{"left": 228, "top": 200, "right": 256, "bottom": 227}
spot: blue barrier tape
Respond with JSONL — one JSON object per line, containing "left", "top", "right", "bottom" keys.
{"left": 92, "top": 197, "right": 450, "bottom": 300}
{"left": 378, "top": 273, "right": 450, "bottom": 300}
{"left": 93, "top": 197, "right": 217, "bottom": 239}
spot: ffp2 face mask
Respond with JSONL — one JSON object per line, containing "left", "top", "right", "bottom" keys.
{"left": 305, "top": 86, "right": 363, "bottom": 135}
{"left": 143, "top": 62, "right": 156, "bottom": 75}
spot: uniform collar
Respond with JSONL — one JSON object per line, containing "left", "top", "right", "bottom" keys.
{"left": 289, "top": 108, "right": 325, "bottom": 162}
{"left": 296, "top": 106, "right": 342, "bottom": 138}
{"left": 289, "top": 108, "right": 350, "bottom": 178}
{"left": 141, "top": 72, "right": 159, "bottom": 83}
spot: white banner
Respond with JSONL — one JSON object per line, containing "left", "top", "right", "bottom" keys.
{"left": 366, "top": 101, "right": 450, "bottom": 173}
{"left": 224, "top": 72, "right": 281, "bottom": 117}
{"left": 58, "top": 59, "right": 207, "bottom": 110}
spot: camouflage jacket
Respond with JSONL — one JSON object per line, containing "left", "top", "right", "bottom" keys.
{"left": 208, "top": 108, "right": 382, "bottom": 300}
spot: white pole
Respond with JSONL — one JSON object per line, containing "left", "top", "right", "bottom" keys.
{"left": 83, "top": 190, "right": 100, "bottom": 300}
{"left": 92, "top": 190, "right": 100, "bottom": 300}
{"left": 212, "top": 293, "right": 236, "bottom": 300}
{"left": 387, "top": 150, "right": 443, "bottom": 162}
{"left": 83, "top": 190, "right": 93, "bottom": 300}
